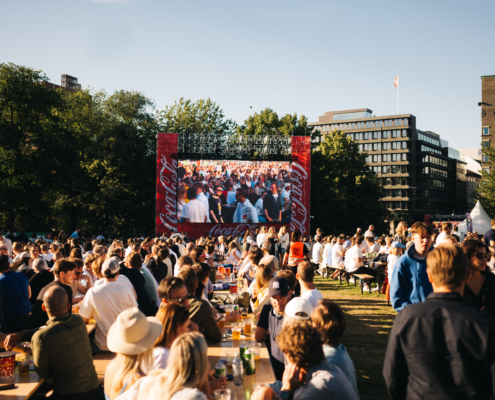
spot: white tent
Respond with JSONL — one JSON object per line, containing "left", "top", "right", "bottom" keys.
{"left": 457, "top": 201, "right": 493, "bottom": 235}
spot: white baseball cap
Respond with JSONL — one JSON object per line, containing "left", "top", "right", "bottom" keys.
{"left": 284, "top": 297, "right": 313, "bottom": 321}
{"left": 101, "top": 258, "right": 120, "bottom": 275}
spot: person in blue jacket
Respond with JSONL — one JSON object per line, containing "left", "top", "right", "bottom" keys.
{"left": 390, "top": 222, "right": 434, "bottom": 312}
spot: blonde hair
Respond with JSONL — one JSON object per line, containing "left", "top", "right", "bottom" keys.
{"left": 104, "top": 348, "right": 153, "bottom": 400}
{"left": 389, "top": 247, "right": 401, "bottom": 256}
{"left": 426, "top": 244, "right": 469, "bottom": 289}
{"left": 385, "top": 237, "right": 393, "bottom": 245}
{"left": 135, "top": 332, "right": 209, "bottom": 400}
{"left": 395, "top": 221, "right": 407, "bottom": 238}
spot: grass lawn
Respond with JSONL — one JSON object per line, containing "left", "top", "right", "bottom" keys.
{"left": 314, "top": 275, "right": 397, "bottom": 400}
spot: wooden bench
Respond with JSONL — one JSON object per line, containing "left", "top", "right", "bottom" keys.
{"left": 324, "top": 265, "right": 348, "bottom": 284}
{"left": 351, "top": 273, "right": 376, "bottom": 294}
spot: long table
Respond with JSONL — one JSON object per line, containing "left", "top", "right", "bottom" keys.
{"left": 0, "top": 369, "right": 43, "bottom": 400}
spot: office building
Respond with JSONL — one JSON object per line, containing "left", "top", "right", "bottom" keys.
{"left": 481, "top": 75, "right": 495, "bottom": 172}
{"left": 310, "top": 109, "right": 462, "bottom": 220}
{"left": 460, "top": 155, "right": 481, "bottom": 211}
{"left": 459, "top": 148, "right": 481, "bottom": 162}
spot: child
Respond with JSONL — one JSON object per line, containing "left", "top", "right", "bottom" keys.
{"left": 387, "top": 241, "right": 405, "bottom": 277}
{"left": 381, "top": 236, "right": 393, "bottom": 254}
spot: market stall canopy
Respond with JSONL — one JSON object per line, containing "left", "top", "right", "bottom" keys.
{"left": 457, "top": 201, "right": 493, "bottom": 235}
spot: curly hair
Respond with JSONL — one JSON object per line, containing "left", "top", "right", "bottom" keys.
{"left": 276, "top": 321, "right": 324, "bottom": 369}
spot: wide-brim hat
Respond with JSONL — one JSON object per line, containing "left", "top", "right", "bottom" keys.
{"left": 107, "top": 307, "right": 163, "bottom": 355}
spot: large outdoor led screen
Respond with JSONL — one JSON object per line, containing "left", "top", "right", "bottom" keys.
{"left": 176, "top": 160, "right": 292, "bottom": 223}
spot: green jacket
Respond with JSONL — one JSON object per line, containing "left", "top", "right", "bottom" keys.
{"left": 31, "top": 312, "right": 100, "bottom": 395}
{"left": 188, "top": 295, "right": 222, "bottom": 344}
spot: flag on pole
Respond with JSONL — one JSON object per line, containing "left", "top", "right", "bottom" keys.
{"left": 394, "top": 76, "right": 398, "bottom": 87}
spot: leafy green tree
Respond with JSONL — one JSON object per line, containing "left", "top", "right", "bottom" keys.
{"left": 311, "top": 130, "right": 389, "bottom": 235}
{"left": 0, "top": 63, "right": 64, "bottom": 229}
{"left": 476, "top": 144, "right": 495, "bottom": 216}
{"left": 157, "top": 98, "right": 237, "bottom": 134}
{"left": 236, "top": 108, "right": 313, "bottom": 136}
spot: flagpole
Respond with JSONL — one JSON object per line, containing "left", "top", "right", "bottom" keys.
{"left": 397, "top": 75, "right": 399, "bottom": 115}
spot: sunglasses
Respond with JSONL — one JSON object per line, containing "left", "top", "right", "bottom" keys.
{"left": 75, "top": 271, "right": 82, "bottom": 276}
{"left": 170, "top": 296, "right": 188, "bottom": 305}
{"left": 474, "top": 253, "right": 489, "bottom": 260}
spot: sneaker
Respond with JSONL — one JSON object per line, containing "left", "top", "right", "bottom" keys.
{"left": 363, "top": 284, "right": 370, "bottom": 291}
{"left": 349, "top": 278, "right": 356, "bottom": 284}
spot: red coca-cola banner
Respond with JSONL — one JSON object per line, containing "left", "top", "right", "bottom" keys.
{"left": 155, "top": 133, "right": 311, "bottom": 238}
{"left": 290, "top": 136, "right": 311, "bottom": 236}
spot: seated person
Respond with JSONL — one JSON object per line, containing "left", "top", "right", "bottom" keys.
{"left": 252, "top": 321, "right": 358, "bottom": 400}
{"left": 313, "top": 299, "right": 358, "bottom": 397}
{"left": 178, "top": 266, "right": 221, "bottom": 344}
{"left": 78, "top": 258, "right": 138, "bottom": 353}
{"left": 32, "top": 286, "right": 102, "bottom": 399}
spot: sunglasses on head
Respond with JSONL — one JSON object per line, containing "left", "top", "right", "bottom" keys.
{"left": 474, "top": 253, "right": 489, "bottom": 260}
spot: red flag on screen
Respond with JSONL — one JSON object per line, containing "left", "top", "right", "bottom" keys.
{"left": 394, "top": 76, "right": 398, "bottom": 87}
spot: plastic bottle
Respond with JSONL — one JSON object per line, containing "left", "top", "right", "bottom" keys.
{"left": 232, "top": 354, "right": 243, "bottom": 386}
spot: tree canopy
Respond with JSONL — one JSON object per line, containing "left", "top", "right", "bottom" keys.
{"left": 236, "top": 108, "right": 313, "bottom": 136}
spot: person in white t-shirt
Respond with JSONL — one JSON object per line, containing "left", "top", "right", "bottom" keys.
{"left": 435, "top": 222, "right": 452, "bottom": 246}
{"left": 380, "top": 237, "right": 393, "bottom": 254}
{"left": 331, "top": 236, "right": 348, "bottom": 280}
{"left": 387, "top": 242, "right": 405, "bottom": 277}
{"left": 193, "top": 182, "right": 210, "bottom": 223}
{"left": 346, "top": 238, "right": 377, "bottom": 290}
{"left": 312, "top": 237, "right": 323, "bottom": 265}
{"left": 366, "top": 236, "right": 380, "bottom": 254}
{"left": 181, "top": 187, "right": 207, "bottom": 223}
{"left": 78, "top": 258, "right": 138, "bottom": 352}
{"left": 297, "top": 261, "right": 323, "bottom": 308}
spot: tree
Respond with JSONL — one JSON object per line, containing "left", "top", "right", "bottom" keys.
{"left": 157, "top": 98, "right": 237, "bottom": 134}
{"left": 311, "top": 130, "right": 389, "bottom": 235}
{"left": 476, "top": 144, "right": 495, "bottom": 216}
{"left": 236, "top": 108, "right": 313, "bottom": 136}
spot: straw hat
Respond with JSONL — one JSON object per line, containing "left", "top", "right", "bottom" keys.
{"left": 107, "top": 308, "right": 162, "bottom": 355}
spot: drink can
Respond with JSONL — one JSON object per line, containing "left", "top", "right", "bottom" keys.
{"left": 229, "top": 283, "right": 238, "bottom": 294}
{"left": 230, "top": 273, "right": 236, "bottom": 282}
{"left": 0, "top": 352, "right": 15, "bottom": 383}
{"left": 245, "top": 349, "right": 256, "bottom": 375}
{"left": 224, "top": 267, "right": 231, "bottom": 275}
{"left": 232, "top": 304, "right": 239, "bottom": 312}
{"left": 214, "top": 363, "right": 226, "bottom": 378}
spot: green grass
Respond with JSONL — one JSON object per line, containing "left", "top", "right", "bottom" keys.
{"left": 314, "top": 275, "right": 397, "bottom": 400}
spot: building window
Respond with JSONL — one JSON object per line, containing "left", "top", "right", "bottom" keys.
{"left": 401, "top": 178, "right": 408, "bottom": 185}
{"left": 402, "top": 141, "right": 408, "bottom": 150}
{"left": 402, "top": 129, "right": 408, "bottom": 137}
{"left": 404, "top": 118, "right": 408, "bottom": 125}
{"left": 484, "top": 168, "right": 490, "bottom": 173}
{"left": 483, "top": 154, "right": 490, "bottom": 162}
{"left": 376, "top": 121, "right": 382, "bottom": 127}
{"left": 373, "top": 155, "right": 379, "bottom": 162}
{"left": 401, "top": 165, "right": 408, "bottom": 173}
{"left": 392, "top": 165, "right": 398, "bottom": 174}
{"left": 364, "top": 132, "right": 370, "bottom": 140}
{"left": 373, "top": 132, "right": 378, "bottom": 139}
{"left": 483, "top": 140, "right": 490, "bottom": 148}
{"left": 373, "top": 143, "right": 379, "bottom": 151}
{"left": 401, "top": 153, "right": 407, "bottom": 161}
{"left": 483, "top": 127, "right": 490, "bottom": 135}
{"left": 402, "top": 202, "right": 408, "bottom": 209}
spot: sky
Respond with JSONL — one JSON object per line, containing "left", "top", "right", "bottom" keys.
{"left": 1, "top": 0, "right": 494, "bottom": 150}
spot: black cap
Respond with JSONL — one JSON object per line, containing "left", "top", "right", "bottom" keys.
{"left": 269, "top": 276, "right": 290, "bottom": 297}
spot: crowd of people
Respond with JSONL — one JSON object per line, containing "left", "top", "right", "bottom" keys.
{"left": 1, "top": 219, "right": 495, "bottom": 399}
{"left": 177, "top": 161, "right": 292, "bottom": 223}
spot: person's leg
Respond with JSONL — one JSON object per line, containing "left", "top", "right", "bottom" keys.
{"left": 288, "top": 266, "right": 301, "bottom": 296}
{"left": 251, "top": 387, "right": 279, "bottom": 400}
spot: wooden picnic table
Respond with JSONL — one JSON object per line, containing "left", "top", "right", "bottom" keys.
{"left": 0, "top": 368, "right": 43, "bottom": 400}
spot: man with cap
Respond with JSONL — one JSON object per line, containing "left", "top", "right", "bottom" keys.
{"left": 255, "top": 276, "right": 293, "bottom": 380}
{"left": 78, "top": 258, "right": 138, "bottom": 353}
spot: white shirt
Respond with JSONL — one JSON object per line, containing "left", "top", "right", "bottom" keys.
{"left": 153, "top": 346, "right": 170, "bottom": 370}
{"left": 368, "top": 243, "right": 380, "bottom": 254}
{"left": 41, "top": 253, "right": 53, "bottom": 262}
{"left": 94, "top": 275, "right": 134, "bottom": 291}
{"left": 312, "top": 243, "right": 322, "bottom": 263}
{"left": 301, "top": 288, "right": 323, "bottom": 308}
{"left": 332, "top": 244, "right": 344, "bottom": 267}
{"left": 197, "top": 192, "right": 210, "bottom": 223}
{"left": 0, "top": 237, "right": 12, "bottom": 256}
{"left": 255, "top": 198, "right": 265, "bottom": 216}
{"left": 78, "top": 280, "right": 137, "bottom": 351}
{"left": 182, "top": 200, "right": 207, "bottom": 223}
{"left": 233, "top": 199, "right": 259, "bottom": 223}
{"left": 346, "top": 245, "right": 364, "bottom": 273}
{"left": 226, "top": 249, "right": 242, "bottom": 265}
{"left": 279, "top": 233, "right": 290, "bottom": 250}
{"left": 435, "top": 231, "right": 449, "bottom": 246}
{"left": 82, "top": 267, "right": 97, "bottom": 285}
{"left": 257, "top": 233, "right": 266, "bottom": 247}
{"left": 326, "top": 244, "right": 334, "bottom": 265}
{"left": 387, "top": 254, "right": 401, "bottom": 276}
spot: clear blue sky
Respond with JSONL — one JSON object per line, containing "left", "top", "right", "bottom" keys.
{"left": 2, "top": 0, "right": 494, "bottom": 149}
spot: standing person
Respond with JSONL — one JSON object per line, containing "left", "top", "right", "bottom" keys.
{"left": 263, "top": 183, "right": 283, "bottom": 222}
{"left": 255, "top": 276, "right": 293, "bottom": 381}
{"left": 282, "top": 231, "right": 310, "bottom": 297}
{"left": 297, "top": 261, "right": 323, "bottom": 308}
{"left": 70, "top": 228, "right": 81, "bottom": 239}
{"left": 78, "top": 258, "right": 138, "bottom": 353}
{"left": 461, "top": 239, "right": 495, "bottom": 316}
{"left": 257, "top": 226, "right": 268, "bottom": 248}
{"left": 484, "top": 219, "right": 495, "bottom": 247}
{"left": 208, "top": 185, "right": 225, "bottom": 223}
{"left": 263, "top": 227, "right": 279, "bottom": 256}
{"left": 193, "top": 182, "right": 210, "bottom": 222}
{"left": 383, "top": 244, "right": 495, "bottom": 400}
{"left": 232, "top": 189, "right": 259, "bottom": 223}
{"left": 181, "top": 187, "right": 207, "bottom": 223}
{"left": 435, "top": 222, "right": 452, "bottom": 246}
{"left": 255, "top": 192, "right": 268, "bottom": 223}
{"left": 389, "top": 222, "right": 434, "bottom": 312}
{"left": 278, "top": 226, "right": 290, "bottom": 261}
{"left": 176, "top": 187, "right": 187, "bottom": 222}
{"left": 311, "top": 236, "right": 323, "bottom": 266}
{"left": 32, "top": 286, "right": 103, "bottom": 400}
{"left": 364, "top": 225, "right": 375, "bottom": 238}
{"left": 393, "top": 221, "right": 408, "bottom": 245}
{"left": 0, "top": 254, "right": 31, "bottom": 333}
{"left": 104, "top": 307, "right": 162, "bottom": 399}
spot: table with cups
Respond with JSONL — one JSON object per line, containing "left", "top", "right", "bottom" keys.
{"left": 0, "top": 351, "right": 44, "bottom": 400}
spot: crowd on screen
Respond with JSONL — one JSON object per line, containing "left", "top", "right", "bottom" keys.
{"left": 1, "top": 219, "right": 495, "bottom": 399}
{"left": 176, "top": 161, "right": 292, "bottom": 223}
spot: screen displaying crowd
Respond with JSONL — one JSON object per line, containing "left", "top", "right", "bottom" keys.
{"left": 176, "top": 160, "right": 292, "bottom": 224}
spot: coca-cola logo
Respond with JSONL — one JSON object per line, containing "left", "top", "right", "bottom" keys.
{"left": 290, "top": 158, "right": 309, "bottom": 234}
{"left": 209, "top": 224, "right": 259, "bottom": 237}
{"left": 158, "top": 149, "right": 178, "bottom": 232}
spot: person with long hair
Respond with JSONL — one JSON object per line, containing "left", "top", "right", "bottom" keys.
{"left": 153, "top": 303, "right": 192, "bottom": 370}
{"left": 282, "top": 231, "right": 310, "bottom": 296}
{"left": 264, "top": 227, "right": 279, "bottom": 256}
{"left": 257, "top": 226, "right": 268, "bottom": 248}
{"left": 251, "top": 260, "right": 274, "bottom": 317}
{"left": 118, "top": 332, "right": 212, "bottom": 400}
{"left": 393, "top": 221, "right": 408, "bottom": 245}
{"left": 461, "top": 239, "right": 495, "bottom": 316}
{"left": 278, "top": 226, "right": 290, "bottom": 260}
{"left": 104, "top": 308, "right": 162, "bottom": 399}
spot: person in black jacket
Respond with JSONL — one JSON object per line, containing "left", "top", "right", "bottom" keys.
{"left": 383, "top": 243, "right": 495, "bottom": 400}
{"left": 146, "top": 247, "right": 170, "bottom": 284}
{"left": 461, "top": 238, "right": 495, "bottom": 316}
{"left": 120, "top": 252, "right": 156, "bottom": 316}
